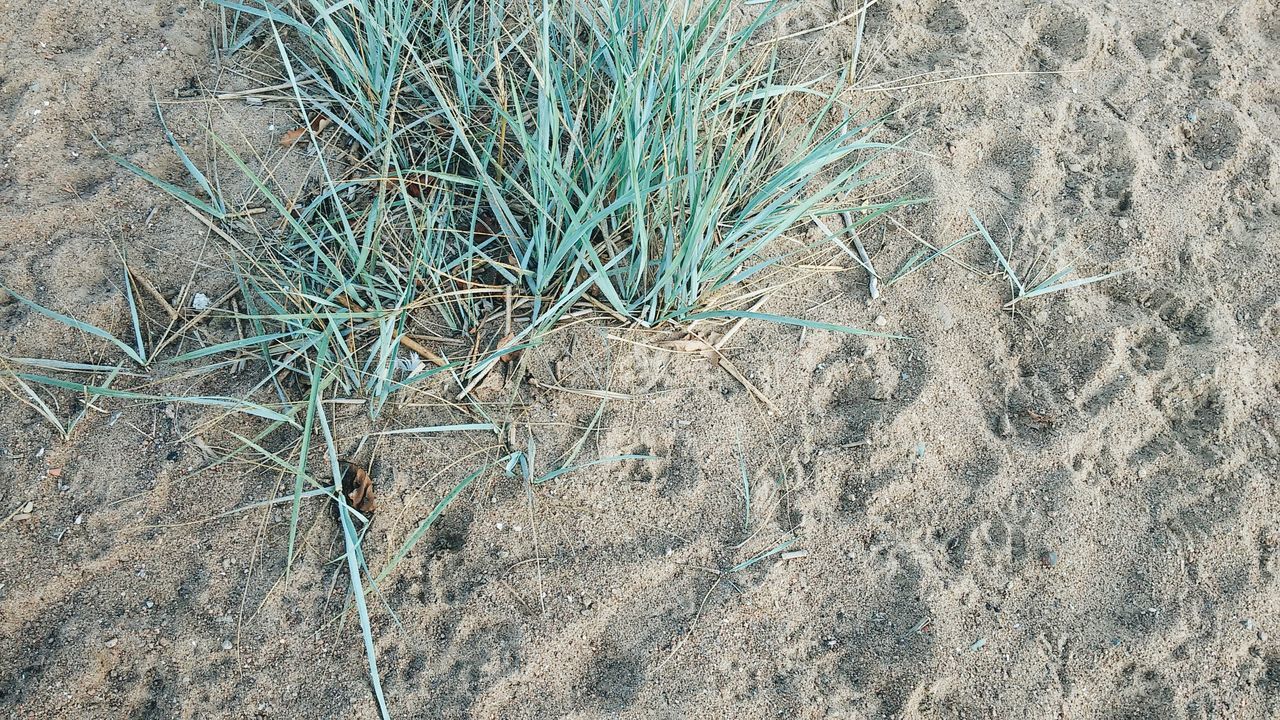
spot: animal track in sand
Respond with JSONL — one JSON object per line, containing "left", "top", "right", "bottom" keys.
{"left": 1183, "top": 102, "right": 1244, "bottom": 171}
{"left": 1033, "top": 7, "right": 1094, "bottom": 69}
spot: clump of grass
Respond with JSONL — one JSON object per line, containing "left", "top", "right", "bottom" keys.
{"left": 471, "top": 0, "right": 905, "bottom": 328}
{"left": 216, "top": 0, "right": 906, "bottom": 343}
{"left": 968, "top": 210, "right": 1130, "bottom": 308}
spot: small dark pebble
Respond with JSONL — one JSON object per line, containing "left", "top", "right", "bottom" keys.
{"left": 1040, "top": 550, "right": 1059, "bottom": 567}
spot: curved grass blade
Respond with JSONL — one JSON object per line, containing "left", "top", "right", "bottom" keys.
{"left": 375, "top": 466, "right": 484, "bottom": 586}
{"left": 13, "top": 372, "right": 293, "bottom": 423}
{"left": 683, "top": 310, "right": 907, "bottom": 340}
{"left": 4, "top": 286, "right": 145, "bottom": 365}
{"left": 1012, "top": 269, "right": 1131, "bottom": 306}
{"left": 729, "top": 537, "right": 797, "bottom": 573}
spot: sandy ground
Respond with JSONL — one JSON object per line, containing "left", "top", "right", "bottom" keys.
{"left": 2, "top": 0, "right": 1279, "bottom": 718}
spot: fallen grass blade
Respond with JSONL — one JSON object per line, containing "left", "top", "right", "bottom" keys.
{"left": 4, "top": 287, "right": 146, "bottom": 365}
{"left": 376, "top": 467, "right": 485, "bottom": 585}
{"left": 730, "top": 537, "right": 798, "bottom": 573}
{"left": 684, "top": 310, "right": 908, "bottom": 340}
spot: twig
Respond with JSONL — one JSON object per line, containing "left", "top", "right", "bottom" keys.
{"left": 858, "top": 68, "right": 1081, "bottom": 93}
{"left": 0, "top": 499, "right": 34, "bottom": 529}
{"left": 1102, "top": 98, "right": 1128, "bottom": 121}
{"left": 714, "top": 295, "right": 769, "bottom": 351}
{"left": 526, "top": 377, "right": 635, "bottom": 401}
{"left": 127, "top": 268, "right": 180, "bottom": 321}
{"left": 398, "top": 336, "right": 447, "bottom": 368}
{"left": 151, "top": 286, "right": 239, "bottom": 357}
{"left": 689, "top": 333, "right": 779, "bottom": 414}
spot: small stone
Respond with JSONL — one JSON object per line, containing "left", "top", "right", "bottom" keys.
{"left": 1041, "top": 550, "right": 1059, "bottom": 567}
{"left": 221, "top": 640, "right": 233, "bottom": 651}
{"left": 998, "top": 415, "right": 1013, "bottom": 437}
{"left": 105, "top": 638, "right": 118, "bottom": 648}
{"left": 874, "top": 315, "right": 887, "bottom": 327}
{"left": 1068, "top": 163, "right": 1083, "bottom": 172}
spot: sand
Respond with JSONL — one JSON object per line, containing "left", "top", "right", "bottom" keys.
{"left": 2, "top": 0, "right": 1278, "bottom": 718}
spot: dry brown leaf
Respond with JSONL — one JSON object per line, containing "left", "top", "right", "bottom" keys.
{"left": 279, "top": 127, "right": 307, "bottom": 147}
{"left": 279, "top": 117, "right": 332, "bottom": 147}
{"left": 339, "top": 461, "right": 376, "bottom": 516}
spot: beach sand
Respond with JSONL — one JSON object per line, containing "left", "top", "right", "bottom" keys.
{"left": 2, "top": 0, "right": 1278, "bottom": 717}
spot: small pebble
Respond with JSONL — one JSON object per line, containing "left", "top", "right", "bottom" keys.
{"left": 1041, "top": 549, "right": 1059, "bottom": 567}
{"left": 221, "top": 640, "right": 233, "bottom": 651}
{"left": 874, "top": 315, "right": 887, "bottom": 327}
{"left": 104, "top": 638, "right": 118, "bottom": 648}
{"left": 1068, "top": 163, "right": 1083, "bottom": 172}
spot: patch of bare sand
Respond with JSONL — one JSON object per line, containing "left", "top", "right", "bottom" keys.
{"left": 1, "top": 1, "right": 1278, "bottom": 718}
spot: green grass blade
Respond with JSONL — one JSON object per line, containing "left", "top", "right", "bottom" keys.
{"left": 286, "top": 332, "right": 332, "bottom": 576}
{"left": 14, "top": 372, "right": 293, "bottom": 423}
{"left": 4, "top": 286, "right": 145, "bottom": 365}
{"left": 683, "top": 310, "right": 907, "bottom": 340}
{"left": 368, "top": 423, "right": 498, "bottom": 437}
{"left": 730, "top": 537, "right": 797, "bottom": 573}
{"left": 969, "top": 209, "right": 1024, "bottom": 296}
{"left": 375, "top": 467, "right": 484, "bottom": 585}
{"left": 1014, "top": 269, "right": 1131, "bottom": 304}
{"left": 120, "top": 259, "right": 147, "bottom": 363}
{"left": 167, "top": 331, "right": 296, "bottom": 364}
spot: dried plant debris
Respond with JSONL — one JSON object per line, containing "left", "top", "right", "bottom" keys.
{"left": 339, "top": 461, "right": 376, "bottom": 517}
